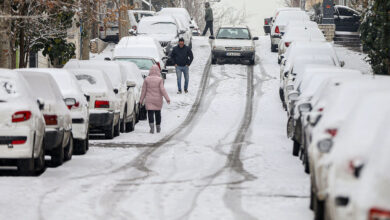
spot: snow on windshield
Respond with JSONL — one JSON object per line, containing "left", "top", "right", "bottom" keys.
{"left": 139, "top": 21, "right": 177, "bottom": 35}
{"left": 0, "top": 78, "right": 18, "bottom": 100}
{"left": 115, "top": 58, "right": 154, "bottom": 70}
{"left": 75, "top": 73, "right": 108, "bottom": 93}
{"left": 217, "top": 28, "right": 250, "bottom": 40}
{"left": 23, "top": 74, "right": 62, "bottom": 101}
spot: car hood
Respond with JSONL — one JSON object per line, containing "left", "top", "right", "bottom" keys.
{"left": 140, "top": 33, "right": 176, "bottom": 42}
{"left": 214, "top": 39, "right": 253, "bottom": 47}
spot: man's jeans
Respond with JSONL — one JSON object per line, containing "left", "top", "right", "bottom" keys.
{"left": 202, "top": 21, "right": 214, "bottom": 36}
{"left": 176, "top": 66, "right": 189, "bottom": 92}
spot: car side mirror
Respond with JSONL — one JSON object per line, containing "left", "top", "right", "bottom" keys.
{"left": 64, "top": 98, "right": 76, "bottom": 107}
{"left": 37, "top": 98, "right": 45, "bottom": 111}
{"left": 161, "top": 69, "right": 168, "bottom": 79}
{"left": 298, "top": 103, "right": 312, "bottom": 112}
{"left": 180, "top": 30, "right": 186, "bottom": 34}
{"left": 113, "top": 88, "right": 119, "bottom": 94}
{"left": 190, "top": 25, "right": 195, "bottom": 29}
{"left": 288, "top": 91, "right": 299, "bottom": 101}
{"left": 340, "top": 61, "right": 345, "bottom": 67}
{"left": 162, "top": 56, "right": 169, "bottom": 62}
{"left": 129, "top": 29, "right": 137, "bottom": 35}
{"left": 253, "top": 37, "right": 259, "bottom": 41}
{"left": 127, "top": 81, "right": 136, "bottom": 90}
{"left": 209, "top": 36, "right": 215, "bottom": 40}
{"left": 104, "top": 57, "right": 111, "bottom": 61}
{"left": 84, "top": 94, "right": 90, "bottom": 102}
{"left": 284, "top": 71, "right": 289, "bottom": 78}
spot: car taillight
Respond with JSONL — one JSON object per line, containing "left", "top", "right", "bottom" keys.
{"left": 318, "top": 108, "right": 324, "bottom": 112}
{"left": 265, "top": 20, "right": 268, "bottom": 25}
{"left": 12, "top": 111, "right": 32, "bottom": 123}
{"left": 12, "top": 139, "right": 26, "bottom": 145}
{"left": 285, "top": 42, "right": 291, "bottom": 47}
{"left": 67, "top": 101, "right": 80, "bottom": 110}
{"left": 326, "top": 128, "right": 338, "bottom": 137}
{"left": 275, "top": 26, "right": 280, "bottom": 34}
{"left": 95, "top": 100, "right": 109, "bottom": 108}
{"left": 156, "top": 62, "right": 161, "bottom": 70}
{"left": 100, "top": 26, "right": 104, "bottom": 31}
{"left": 132, "top": 25, "right": 137, "bottom": 30}
{"left": 369, "top": 208, "right": 390, "bottom": 220}
{"left": 44, "top": 115, "right": 58, "bottom": 126}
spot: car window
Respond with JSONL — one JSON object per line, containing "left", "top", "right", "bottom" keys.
{"left": 217, "top": 28, "right": 250, "bottom": 40}
{"left": 134, "top": 14, "right": 140, "bottom": 22}
{"left": 337, "top": 7, "right": 354, "bottom": 17}
{"left": 115, "top": 58, "right": 154, "bottom": 70}
{"left": 0, "top": 78, "right": 18, "bottom": 100}
{"left": 24, "top": 75, "right": 60, "bottom": 101}
{"left": 138, "top": 21, "right": 178, "bottom": 35}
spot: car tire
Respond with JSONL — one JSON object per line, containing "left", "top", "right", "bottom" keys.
{"left": 292, "top": 140, "right": 300, "bottom": 156}
{"left": 17, "top": 158, "right": 34, "bottom": 175}
{"left": 64, "top": 134, "right": 73, "bottom": 161}
{"left": 34, "top": 147, "right": 45, "bottom": 174}
{"left": 278, "top": 56, "right": 281, "bottom": 64}
{"left": 74, "top": 138, "right": 87, "bottom": 155}
{"left": 271, "top": 44, "right": 277, "bottom": 52}
{"left": 249, "top": 58, "right": 255, "bottom": 65}
{"left": 51, "top": 143, "right": 64, "bottom": 167}
{"left": 105, "top": 121, "right": 115, "bottom": 139}
{"left": 126, "top": 110, "right": 136, "bottom": 132}
{"left": 211, "top": 57, "right": 217, "bottom": 65}
{"left": 314, "top": 196, "right": 325, "bottom": 220}
{"left": 303, "top": 149, "right": 310, "bottom": 174}
{"left": 114, "top": 120, "right": 120, "bottom": 137}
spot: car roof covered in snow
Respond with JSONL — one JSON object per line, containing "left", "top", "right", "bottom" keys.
{"left": 140, "top": 15, "right": 176, "bottom": 23}
{"left": 219, "top": 25, "right": 249, "bottom": 29}
{"left": 0, "top": 69, "right": 34, "bottom": 101}
{"left": 117, "top": 36, "right": 160, "bottom": 47}
{"left": 283, "top": 26, "right": 325, "bottom": 42}
{"left": 158, "top": 8, "right": 191, "bottom": 19}
{"left": 285, "top": 42, "right": 339, "bottom": 65}
{"left": 115, "top": 61, "right": 143, "bottom": 85}
{"left": 274, "top": 10, "right": 310, "bottom": 24}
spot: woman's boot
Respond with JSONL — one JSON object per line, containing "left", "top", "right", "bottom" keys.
{"left": 149, "top": 123, "right": 155, "bottom": 134}
{"left": 156, "top": 125, "right": 161, "bottom": 133}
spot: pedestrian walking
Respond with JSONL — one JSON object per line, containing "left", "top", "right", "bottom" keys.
{"left": 202, "top": 2, "right": 214, "bottom": 36}
{"left": 140, "top": 65, "right": 171, "bottom": 134}
{"left": 171, "top": 38, "right": 194, "bottom": 94}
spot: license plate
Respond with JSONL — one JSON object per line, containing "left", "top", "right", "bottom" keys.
{"left": 226, "top": 52, "right": 240, "bottom": 57}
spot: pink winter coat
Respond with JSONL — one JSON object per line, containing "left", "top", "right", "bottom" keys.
{"left": 140, "top": 65, "right": 170, "bottom": 110}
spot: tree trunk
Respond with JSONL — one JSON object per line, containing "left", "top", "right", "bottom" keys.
{"left": 118, "top": 0, "right": 129, "bottom": 40}
{"left": 0, "top": 0, "right": 12, "bottom": 68}
{"left": 81, "top": 0, "right": 92, "bottom": 60}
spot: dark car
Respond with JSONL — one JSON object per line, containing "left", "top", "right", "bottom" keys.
{"left": 334, "top": 5, "right": 361, "bottom": 32}
{"left": 263, "top": 17, "right": 272, "bottom": 34}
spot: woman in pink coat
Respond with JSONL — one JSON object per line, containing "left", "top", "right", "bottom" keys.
{"left": 140, "top": 65, "right": 171, "bottom": 133}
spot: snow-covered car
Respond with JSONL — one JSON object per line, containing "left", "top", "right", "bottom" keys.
{"left": 158, "top": 7, "right": 194, "bottom": 29}
{"left": 191, "top": 20, "right": 201, "bottom": 36}
{"left": 137, "top": 15, "right": 188, "bottom": 53}
{"left": 210, "top": 25, "right": 259, "bottom": 65}
{"left": 113, "top": 56, "right": 156, "bottom": 79}
{"left": 127, "top": 10, "right": 156, "bottom": 32}
{"left": 36, "top": 69, "right": 89, "bottom": 155}
{"left": 18, "top": 70, "right": 73, "bottom": 166}
{"left": 348, "top": 134, "right": 390, "bottom": 220}
{"left": 0, "top": 69, "right": 46, "bottom": 174}
{"left": 71, "top": 69, "right": 121, "bottom": 139}
{"left": 323, "top": 91, "right": 390, "bottom": 220}
{"left": 270, "top": 10, "right": 310, "bottom": 52}
{"left": 116, "top": 61, "right": 144, "bottom": 128}
{"left": 277, "top": 22, "right": 325, "bottom": 64}
{"left": 65, "top": 60, "right": 134, "bottom": 134}
{"left": 114, "top": 36, "right": 168, "bottom": 69}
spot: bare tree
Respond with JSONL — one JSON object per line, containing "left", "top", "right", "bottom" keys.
{"left": 0, "top": 0, "right": 12, "bottom": 68}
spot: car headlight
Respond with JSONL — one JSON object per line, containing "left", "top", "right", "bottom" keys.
{"left": 243, "top": 46, "right": 255, "bottom": 51}
{"left": 213, "top": 46, "right": 224, "bottom": 51}
{"left": 317, "top": 139, "right": 333, "bottom": 153}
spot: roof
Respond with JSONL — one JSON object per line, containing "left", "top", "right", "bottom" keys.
{"left": 117, "top": 36, "right": 159, "bottom": 47}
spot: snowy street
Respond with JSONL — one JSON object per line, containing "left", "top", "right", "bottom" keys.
{"left": 0, "top": 37, "right": 319, "bottom": 220}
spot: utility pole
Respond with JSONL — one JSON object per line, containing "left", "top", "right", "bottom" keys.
{"left": 0, "top": 0, "right": 12, "bottom": 68}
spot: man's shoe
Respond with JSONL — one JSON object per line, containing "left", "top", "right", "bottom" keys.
{"left": 177, "top": 91, "right": 182, "bottom": 94}
{"left": 185, "top": 90, "right": 188, "bottom": 93}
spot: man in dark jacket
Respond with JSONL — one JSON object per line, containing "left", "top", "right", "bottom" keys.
{"left": 171, "top": 38, "right": 194, "bottom": 94}
{"left": 202, "top": 2, "right": 214, "bottom": 36}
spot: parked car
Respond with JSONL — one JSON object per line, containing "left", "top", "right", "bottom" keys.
{"left": 323, "top": 91, "right": 390, "bottom": 220}
{"left": 113, "top": 56, "right": 156, "bottom": 79}
{"left": 99, "top": 22, "right": 119, "bottom": 43}
{"left": 114, "top": 36, "right": 168, "bottom": 70}
{"left": 263, "top": 17, "right": 272, "bottom": 34}
{"left": 65, "top": 60, "right": 133, "bottom": 135}
{"left": 210, "top": 25, "right": 259, "bottom": 65}
{"left": 270, "top": 10, "right": 310, "bottom": 52}
{"left": 277, "top": 22, "right": 325, "bottom": 64}
{"left": 116, "top": 61, "right": 145, "bottom": 125}
{"left": 0, "top": 69, "right": 46, "bottom": 174}
{"left": 158, "top": 7, "right": 194, "bottom": 29}
{"left": 18, "top": 70, "right": 73, "bottom": 166}
{"left": 191, "top": 20, "right": 201, "bottom": 36}
{"left": 333, "top": 5, "right": 361, "bottom": 32}
{"left": 71, "top": 69, "right": 121, "bottom": 139}
{"left": 36, "top": 69, "right": 90, "bottom": 155}
{"left": 128, "top": 10, "right": 156, "bottom": 32}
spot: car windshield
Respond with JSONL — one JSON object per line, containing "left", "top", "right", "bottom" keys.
{"left": 75, "top": 73, "right": 108, "bottom": 92}
{"left": 115, "top": 58, "right": 154, "bottom": 70}
{"left": 138, "top": 22, "right": 177, "bottom": 35}
{"left": 217, "top": 28, "right": 251, "bottom": 40}
{"left": 135, "top": 13, "right": 153, "bottom": 23}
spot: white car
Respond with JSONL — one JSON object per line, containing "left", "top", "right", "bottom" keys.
{"left": 114, "top": 56, "right": 156, "bottom": 79}
{"left": 270, "top": 10, "right": 310, "bottom": 52}
{"left": 65, "top": 60, "right": 136, "bottom": 134}
{"left": 128, "top": 10, "right": 156, "bottom": 32}
{"left": 18, "top": 70, "right": 73, "bottom": 166}
{"left": 210, "top": 25, "right": 259, "bottom": 65}
{"left": 158, "top": 7, "right": 194, "bottom": 29}
{"left": 278, "top": 22, "right": 325, "bottom": 63}
{"left": 36, "top": 69, "right": 90, "bottom": 155}
{"left": 323, "top": 91, "right": 390, "bottom": 220}
{"left": 0, "top": 69, "right": 45, "bottom": 174}
{"left": 71, "top": 69, "right": 121, "bottom": 139}
{"left": 114, "top": 36, "right": 167, "bottom": 70}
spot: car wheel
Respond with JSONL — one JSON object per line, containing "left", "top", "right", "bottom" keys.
{"left": 17, "top": 158, "right": 34, "bottom": 175}
{"left": 287, "top": 117, "right": 295, "bottom": 139}
{"left": 314, "top": 196, "right": 325, "bottom": 220}
{"left": 292, "top": 140, "right": 300, "bottom": 156}
{"left": 211, "top": 57, "right": 217, "bottom": 65}
{"left": 64, "top": 134, "right": 74, "bottom": 161}
{"left": 310, "top": 182, "right": 314, "bottom": 210}
{"left": 105, "top": 121, "right": 115, "bottom": 139}
{"left": 126, "top": 111, "right": 136, "bottom": 132}
{"left": 51, "top": 143, "right": 64, "bottom": 167}
{"left": 114, "top": 120, "right": 120, "bottom": 137}
{"left": 120, "top": 108, "right": 127, "bottom": 133}
{"left": 278, "top": 56, "right": 281, "bottom": 64}
{"left": 279, "top": 88, "right": 285, "bottom": 102}
{"left": 303, "top": 149, "right": 310, "bottom": 174}
{"left": 34, "top": 147, "right": 45, "bottom": 174}
{"left": 74, "top": 138, "right": 87, "bottom": 155}
{"left": 249, "top": 58, "right": 255, "bottom": 65}
{"left": 271, "top": 44, "right": 278, "bottom": 52}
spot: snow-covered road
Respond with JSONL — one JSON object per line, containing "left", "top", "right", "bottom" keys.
{"left": 0, "top": 37, "right": 315, "bottom": 220}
